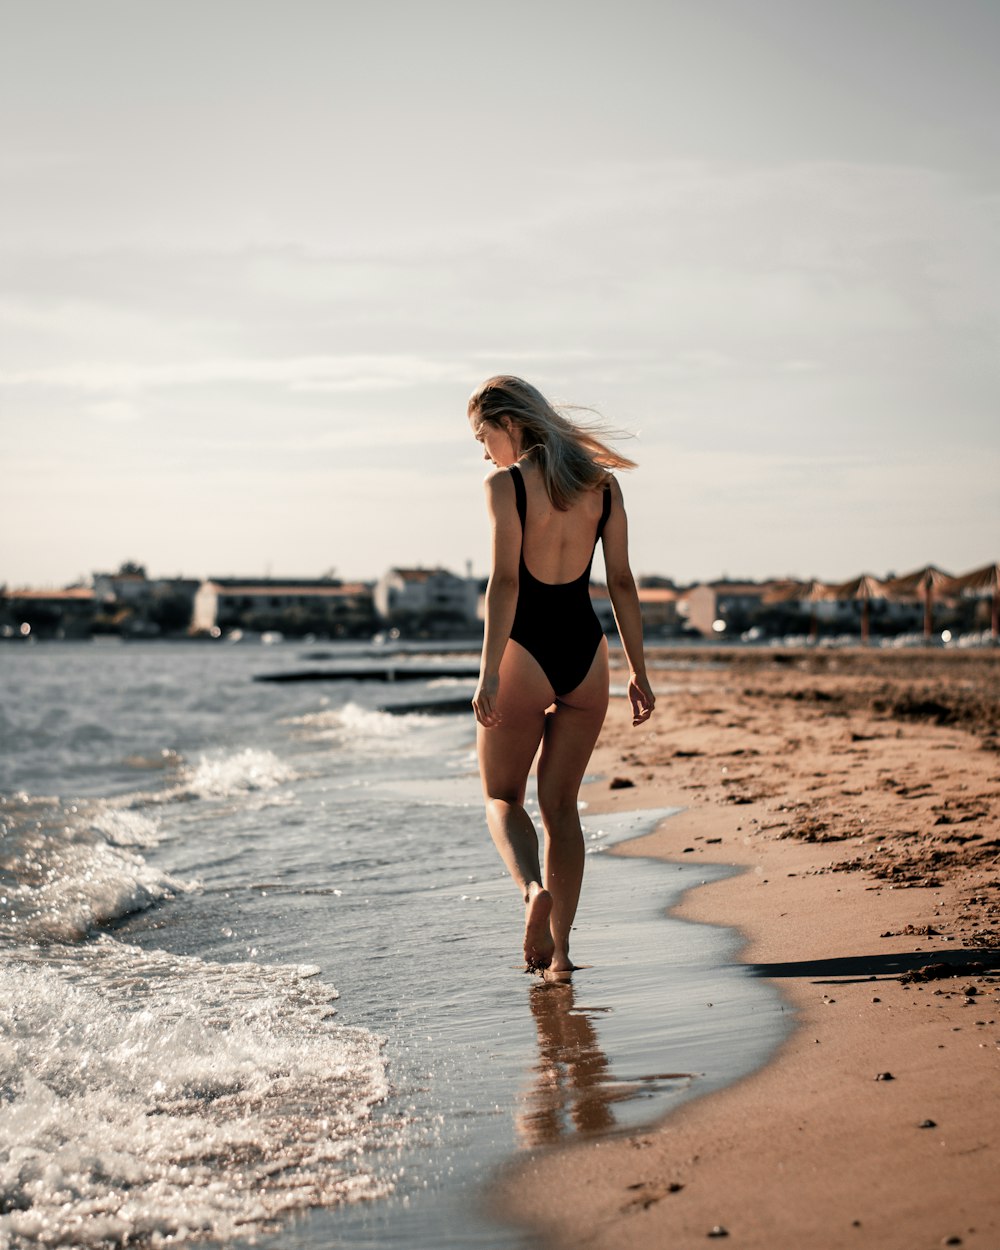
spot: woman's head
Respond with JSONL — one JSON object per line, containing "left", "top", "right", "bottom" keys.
{"left": 467, "top": 376, "right": 546, "bottom": 469}
{"left": 468, "top": 376, "right": 548, "bottom": 442}
{"left": 468, "top": 375, "right": 637, "bottom": 508}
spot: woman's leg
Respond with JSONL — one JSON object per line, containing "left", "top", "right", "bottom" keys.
{"left": 477, "top": 640, "right": 555, "bottom": 967}
{"left": 536, "top": 639, "right": 609, "bottom": 973}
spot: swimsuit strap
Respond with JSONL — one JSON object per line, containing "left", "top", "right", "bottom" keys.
{"left": 596, "top": 480, "right": 612, "bottom": 539}
{"left": 508, "top": 463, "right": 527, "bottom": 529}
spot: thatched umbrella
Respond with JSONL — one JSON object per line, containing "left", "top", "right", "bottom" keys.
{"left": 763, "top": 578, "right": 837, "bottom": 641}
{"left": 831, "top": 574, "right": 888, "bottom": 643}
{"left": 944, "top": 561, "right": 1000, "bottom": 640}
{"left": 883, "top": 565, "right": 954, "bottom": 640}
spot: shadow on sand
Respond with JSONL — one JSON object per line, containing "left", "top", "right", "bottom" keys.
{"left": 747, "top": 946, "right": 1000, "bottom": 984}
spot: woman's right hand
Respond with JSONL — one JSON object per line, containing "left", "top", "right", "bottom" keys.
{"left": 472, "top": 673, "right": 502, "bottom": 727}
{"left": 628, "top": 673, "right": 655, "bottom": 726}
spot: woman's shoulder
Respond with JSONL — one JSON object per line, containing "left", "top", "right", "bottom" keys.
{"left": 483, "top": 464, "right": 516, "bottom": 488}
{"left": 482, "top": 465, "right": 518, "bottom": 505}
{"left": 585, "top": 469, "right": 619, "bottom": 498}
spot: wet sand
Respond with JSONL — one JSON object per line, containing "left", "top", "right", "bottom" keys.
{"left": 493, "top": 647, "right": 1000, "bottom": 1250}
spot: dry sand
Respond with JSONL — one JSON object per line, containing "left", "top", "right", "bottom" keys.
{"left": 493, "top": 647, "right": 1000, "bottom": 1250}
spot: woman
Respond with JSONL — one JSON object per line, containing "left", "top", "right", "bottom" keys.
{"left": 469, "top": 376, "right": 655, "bottom": 977}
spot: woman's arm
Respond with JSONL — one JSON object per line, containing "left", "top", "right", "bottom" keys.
{"left": 472, "top": 469, "right": 521, "bottom": 727}
{"left": 602, "top": 478, "right": 655, "bottom": 725}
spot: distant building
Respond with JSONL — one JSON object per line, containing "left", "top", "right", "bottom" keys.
{"left": 193, "top": 578, "right": 374, "bottom": 637}
{"left": 92, "top": 562, "right": 152, "bottom": 605}
{"left": 91, "top": 563, "right": 200, "bottom": 635}
{"left": 1, "top": 587, "right": 97, "bottom": 639}
{"left": 637, "top": 586, "right": 678, "bottom": 635}
{"left": 375, "top": 568, "right": 476, "bottom": 633}
{"left": 685, "top": 581, "right": 772, "bottom": 637}
{"left": 589, "top": 585, "right": 679, "bottom": 636}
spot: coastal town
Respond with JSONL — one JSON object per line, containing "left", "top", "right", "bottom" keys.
{"left": 2, "top": 558, "right": 997, "bottom": 644}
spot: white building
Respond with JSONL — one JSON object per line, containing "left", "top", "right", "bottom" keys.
{"left": 375, "top": 567, "right": 476, "bottom": 628}
{"left": 685, "top": 581, "right": 772, "bottom": 637}
{"left": 193, "top": 578, "right": 373, "bottom": 635}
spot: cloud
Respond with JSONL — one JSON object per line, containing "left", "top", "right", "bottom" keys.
{"left": 0, "top": 353, "right": 472, "bottom": 394}
{"left": 3, "top": 158, "right": 994, "bottom": 382}
{"left": 3, "top": 157, "right": 995, "bottom": 585}
{"left": 84, "top": 399, "right": 140, "bottom": 422}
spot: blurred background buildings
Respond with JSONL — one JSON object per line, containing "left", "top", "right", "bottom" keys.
{"left": 3, "top": 559, "right": 996, "bottom": 645}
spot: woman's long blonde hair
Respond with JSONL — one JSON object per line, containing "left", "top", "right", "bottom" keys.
{"left": 468, "top": 375, "right": 636, "bottom": 510}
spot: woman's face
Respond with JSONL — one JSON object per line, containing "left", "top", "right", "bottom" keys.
{"left": 470, "top": 413, "right": 520, "bottom": 467}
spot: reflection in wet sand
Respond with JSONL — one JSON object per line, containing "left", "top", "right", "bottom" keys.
{"left": 516, "top": 980, "right": 635, "bottom": 1147}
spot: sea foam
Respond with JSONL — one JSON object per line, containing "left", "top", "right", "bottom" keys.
{"left": 285, "top": 702, "right": 451, "bottom": 757}
{"left": 181, "top": 747, "right": 297, "bottom": 799}
{"left": 87, "top": 807, "right": 162, "bottom": 846}
{"left": 0, "top": 801, "right": 188, "bottom": 944}
{"left": 0, "top": 939, "right": 392, "bottom": 1247}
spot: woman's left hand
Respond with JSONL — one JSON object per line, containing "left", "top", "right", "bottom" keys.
{"left": 472, "top": 674, "right": 502, "bottom": 727}
{"left": 628, "top": 674, "right": 655, "bottom": 726}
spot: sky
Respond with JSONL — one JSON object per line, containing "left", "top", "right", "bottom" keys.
{"left": 1, "top": 0, "right": 997, "bottom": 588}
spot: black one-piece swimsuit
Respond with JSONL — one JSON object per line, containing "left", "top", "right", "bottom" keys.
{"left": 507, "top": 464, "right": 612, "bottom": 698}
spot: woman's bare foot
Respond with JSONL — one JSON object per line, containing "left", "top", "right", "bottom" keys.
{"left": 524, "top": 885, "right": 554, "bottom": 971}
{"left": 545, "top": 951, "right": 575, "bottom": 980}
{"left": 543, "top": 964, "right": 574, "bottom": 983}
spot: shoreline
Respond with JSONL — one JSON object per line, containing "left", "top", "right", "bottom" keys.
{"left": 491, "top": 648, "right": 1000, "bottom": 1249}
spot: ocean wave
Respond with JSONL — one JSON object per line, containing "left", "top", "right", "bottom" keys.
{"left": 284, "top": 702, "right": 444, "bottom": 755}
{"left": 0, "top": 808, "right": 188, "bottom": 944}
{"left": 180, "top": 747, "right": 296, "bottom": 799}
{"left": 0, "top": 746, "right": 298, "bottom": 947}
{"left": 339, "top": 702, "right": 439, "bottom": 737}
{"left": 87, "top": 807, "right": 162, "bottom": 847}
{"left": 0, "top": 938, "right": 392, "bottom": 1247}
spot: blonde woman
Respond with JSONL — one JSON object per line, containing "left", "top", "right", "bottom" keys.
{"left": 469, "top": 376, "right": 654, "bottom": 977}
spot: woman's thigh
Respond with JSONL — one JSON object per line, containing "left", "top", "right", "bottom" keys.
{"left": 537, "top": 639, "right": 610, "bottom": 809}
{"left": 476, "top": 640, "right": 554, "bottom": 803}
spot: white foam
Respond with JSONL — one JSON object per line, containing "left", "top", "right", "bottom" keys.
{"left": 339, "top": 702, "right": 436, "bottom": 738}
{"left": 182, "top": 747, "right": 296, "bottom": 799}
{"left": 285, "top": 702, "right": 445, "bottom": 756}
{"left": 0, "top": 829, "right": 190, "bottom": 944}
{"left": 88, "top": 808, "right": 162, "bottom": 847}
{"left": 0, "top": 939, "right": 392, "bottom": 1247}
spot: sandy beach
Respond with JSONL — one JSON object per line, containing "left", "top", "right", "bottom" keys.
{"left": 493, "top": 647, "right": 1000, "bottom": 1250}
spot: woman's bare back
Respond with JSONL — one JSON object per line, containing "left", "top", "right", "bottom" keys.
{"left": 515, "top": 460, "right": 610, "bottom": 584}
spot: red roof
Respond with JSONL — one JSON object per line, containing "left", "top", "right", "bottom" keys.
{"left": 5, "top": 587, "right": 95, "bottom": 601}
{"left": 212, "top": 583, "right": 369, "bottom": 597}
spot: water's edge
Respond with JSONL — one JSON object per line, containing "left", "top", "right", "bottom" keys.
{"left": 474, "top": 807, "right": 794, "bottom": 1249}
{"left": 288, "top": 804, "right": 790, "bottom": 1250}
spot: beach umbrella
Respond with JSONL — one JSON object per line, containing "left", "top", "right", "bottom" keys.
{"left": 830, "top": 574, "right": 888, "bottom": 643}
{"left": 763, "top": 579, "right": 836, "bottom": 640}
{"left": 883, "top": 565, "right": 954, "bottom": 640}
{"left": 944, "top": 561, "right": 1000, "bottom": 640}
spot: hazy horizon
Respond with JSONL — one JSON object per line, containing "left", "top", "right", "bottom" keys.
{"left": 2, "top": 0, "right": 997, "bottom": 589}
{"left": 5, "top": 552, "right": 997, "bottom": 595}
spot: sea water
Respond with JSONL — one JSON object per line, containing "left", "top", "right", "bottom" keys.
{"left": 0, "top": 641, "right": 787, "bottom": 1250}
